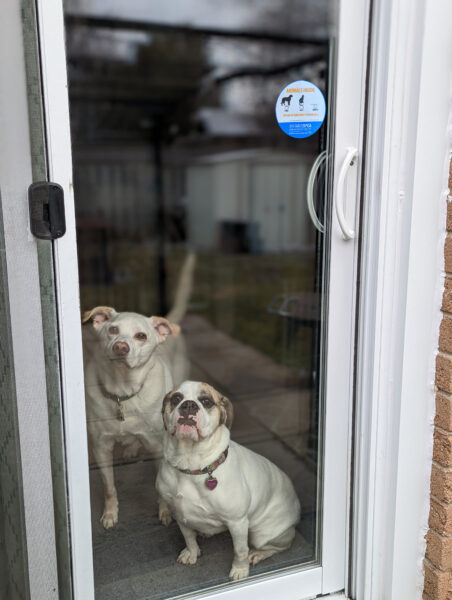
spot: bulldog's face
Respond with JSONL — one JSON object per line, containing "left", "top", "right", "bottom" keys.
{"left": 82, "top": 306, "right": 179, "bottom": 369}
{"left": 162, "top": 381, "right": 233, "bottom": 442}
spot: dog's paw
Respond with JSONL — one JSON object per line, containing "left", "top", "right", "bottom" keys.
{"left": 100, "top": 510, "right": 118, "bottom": 529}
{"left": 229, "top": 564, "right": 249, "bottom": 581}
{"left": 177, "top": 547, "right": 200, "bottom": 565}
{"left": 159, "top": 506, "right": 173, "bottom": 526}
{"left": 248, "top": 549, "right": 266, "bottom": 566}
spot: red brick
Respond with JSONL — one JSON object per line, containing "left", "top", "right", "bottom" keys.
{"left": 434, "top": 429, "right": 452, "bottom": 468}
{"left": 445, "top": 236, "right": 452, "bottom": 273}
{"left": 430, "top": 497, "right": 452, "bottom": 536}
{"left": 431, "top": 464, "right": 452, "bottom": 504}
{"left": 424, "top": 560, "right": 452, "bottom": 599}
{"left": 436, "top": 354, "right": 452, "bottom": 394}
{"left": 426, "top": 530, "right": 452, "bottom": 570}
{"left": 436, "top": 393, "right": 452, "bottom": 432}
{"left": 447, "top": 200, "right": 452, "bottom": 233}
{"left": 443, "top": 277, "right": 452, "bottom": 313}
{"left": 440, "top": 316, "right": 452, "bottom": 354}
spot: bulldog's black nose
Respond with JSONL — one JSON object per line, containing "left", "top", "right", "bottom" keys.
{"left": 113, "top": 341, "right": 130, "bottom": 356}
{"left": 179, "top": 400, "right": 199, "bottom": 416}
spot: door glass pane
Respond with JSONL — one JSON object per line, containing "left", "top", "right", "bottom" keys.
{"left": 64, "top": 1, "right": 336, "bottom": 597}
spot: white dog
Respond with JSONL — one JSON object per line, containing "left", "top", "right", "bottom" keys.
{"left": 156, "top": 381, "right": 300, "bottom": 581}
{"left": 82, "top": 306, "right": 178, "bottom": 529}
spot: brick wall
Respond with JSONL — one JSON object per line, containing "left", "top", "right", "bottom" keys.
{"left": 424, "top": 160, "right": 452, "bottom": 600}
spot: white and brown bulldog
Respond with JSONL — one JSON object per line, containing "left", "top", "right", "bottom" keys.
{"left": 82, "top": 306, "right": 178, "bottom": 529}
{"left": 156, "top": 381, "right": 300, "bottom": 581}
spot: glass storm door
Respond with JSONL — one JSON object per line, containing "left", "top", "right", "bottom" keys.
{"left": 36, "top": 0, "right": 368, "bottom": 598}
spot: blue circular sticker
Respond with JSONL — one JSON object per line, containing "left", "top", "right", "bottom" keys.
{"left": 275, "top": 80, "right": 326, "bottom": 139}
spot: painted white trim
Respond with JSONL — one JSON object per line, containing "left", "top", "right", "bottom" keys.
{"left": 391, "top": 1, "right": 452, "bottom": 595}
{"left": 0, "top": 1, "right": 59, "bottom": 598}
{"left": 35, "top": 1, "right": 95, "bottom": 599}
{"left": 352, "top": 0, "right": 452, "bottom": 598}
{"left": 321, "top": 0, "right": 369, "bottom": 593}
{"left": 189, "top": 567, "right": 322, "bottom": 600}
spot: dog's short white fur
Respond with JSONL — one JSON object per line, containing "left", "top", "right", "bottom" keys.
{"left": 156, "top": 381, "right": 300, "bottom": 581}
{"left": 82, "top": 306, "right": 178, "bottom": 528}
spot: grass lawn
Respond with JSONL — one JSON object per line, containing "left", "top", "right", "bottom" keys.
{"left": 80, "top": 244, "right": 320, "bottom": 377}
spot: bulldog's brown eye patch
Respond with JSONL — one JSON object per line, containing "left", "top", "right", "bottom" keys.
{"left": 134, "top": 332, "right": 147, "bottom": 341}
{"left": 199, "top": 394, "right": 214, "bottom": 408}
{"left": 170, "top": 392, "right": 183, "bottom": 407}
{"left": 108, "top": 326, "right": 119, "bottom": 335}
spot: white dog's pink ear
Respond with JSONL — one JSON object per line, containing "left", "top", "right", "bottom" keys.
{"left": 150, "top": 316, "right": 180, "bottom": 343}
{"left": 219, "top": 396, "right": 234, "bottom": 430}
{"left": 82, "top": 306, "right": 116, "bottom": 328}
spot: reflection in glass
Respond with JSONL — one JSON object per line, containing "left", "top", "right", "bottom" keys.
{"left": 64, "top": 0, "right": 336, "bottom": 597}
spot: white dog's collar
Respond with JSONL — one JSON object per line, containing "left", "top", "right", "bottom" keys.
{"left": 100, "top": 384, "right": 143, "bottom": 421}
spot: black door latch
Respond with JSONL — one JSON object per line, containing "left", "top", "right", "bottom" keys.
{"left": 28, "top": 181, "right": 66, "bottom": 240}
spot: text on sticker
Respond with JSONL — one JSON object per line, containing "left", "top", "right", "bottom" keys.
{"left": 286, "top": 88, "right": 315, "bottom": 93}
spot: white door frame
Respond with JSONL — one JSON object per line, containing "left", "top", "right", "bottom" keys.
{"left": 35, "top": 0, "right": 370, "bottom": 598}
{"left": 35, "top": 1, "right": 95, "bottom": 598}
{"left": 0, "top": 1, "right": 59, "bottom": 598}
{"left": 352, "top": 0, "right": 452, "bottom": 599}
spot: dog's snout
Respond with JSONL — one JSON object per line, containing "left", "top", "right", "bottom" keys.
{"left": 112, "top": 341, "right": 130, "bottom": 356}
{"left": 179, "top": 400, "right": 199, "bottom": 416}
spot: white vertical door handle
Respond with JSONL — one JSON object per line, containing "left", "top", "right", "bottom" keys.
{"left": 307, "top": 150, "right": 327, "bottom": 233}
{"left": 335, "top": 147, "right": 358, "bottom": 240}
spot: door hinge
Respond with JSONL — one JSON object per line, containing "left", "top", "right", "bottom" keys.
{"left": 28, "top": 181, "right": 66, "bottom": 240}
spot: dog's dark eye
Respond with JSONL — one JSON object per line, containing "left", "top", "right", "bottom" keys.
{"left": 108, "top": 326, "right": 119, "bottom": 335}
{"left": 134, "top": 332, "right": 147, "bottom": 341}
{"left": 170, "top": 393, "right": 183, "bottom": 407}
{"left": 199, "top": 395, "right": 214, "bottom": 408}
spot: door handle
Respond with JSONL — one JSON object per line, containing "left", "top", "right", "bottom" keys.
{"left": 335, "top": 147, "right": 358, "bottom": 240}
{"left": 306, "top": 150, "right": 327, "bottom": 233}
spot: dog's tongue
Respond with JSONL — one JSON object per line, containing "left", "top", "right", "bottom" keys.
{"left": 177, "top": 423, "right": 197, "bottom": 435}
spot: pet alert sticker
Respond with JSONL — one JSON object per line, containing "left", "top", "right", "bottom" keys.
{"left": 275, "top": 80, "right": 326, "bottom": 139}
